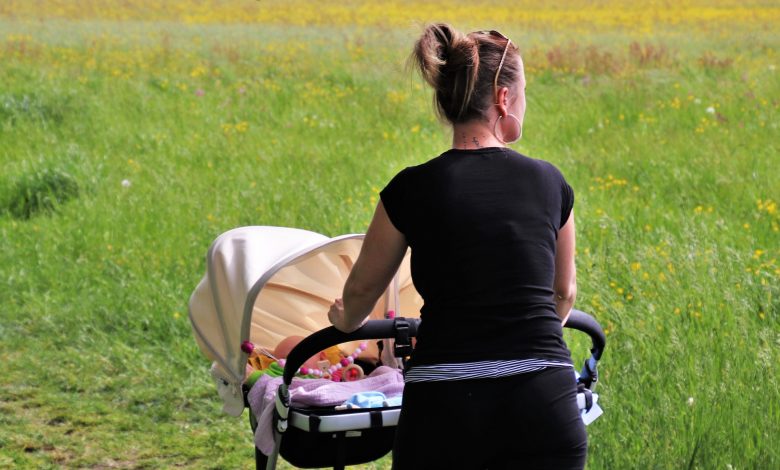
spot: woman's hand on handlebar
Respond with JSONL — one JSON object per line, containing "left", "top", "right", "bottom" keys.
{"left": 328, "top": 298, "right": 367, "bottom": 333}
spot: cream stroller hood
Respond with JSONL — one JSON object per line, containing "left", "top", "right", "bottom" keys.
{"left": 189, "top": 226, "right": 421, "bottom": 415}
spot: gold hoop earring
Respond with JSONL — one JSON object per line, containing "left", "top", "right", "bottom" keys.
{"left": 493, "top": 113, "right": 523, "bottom": 144}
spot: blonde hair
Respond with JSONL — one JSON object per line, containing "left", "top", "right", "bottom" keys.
{"left": 411, "top": 23, "right": 520, "bottom": 124}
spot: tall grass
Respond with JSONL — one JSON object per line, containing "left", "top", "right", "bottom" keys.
{"left": 0, "top": 3, "right": 778, "bottom": 468}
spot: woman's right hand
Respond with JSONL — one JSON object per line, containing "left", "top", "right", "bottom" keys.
{"left": 328, "top": 298, "right": 346, "bottom": 330}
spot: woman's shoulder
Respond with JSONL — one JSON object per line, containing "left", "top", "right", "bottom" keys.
{"left": 387, "top": 150, "right": 453, "bottom": 179}
{"left": 382, "top": 160, "right": 426, "bottom": 192}
{"left": 386, "top": 148, "right": 567, "bottom": 180}
{"left": 504, "top": 149, "right": 567, "bottom": 178}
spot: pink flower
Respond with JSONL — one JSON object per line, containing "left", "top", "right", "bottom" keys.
{"left": 195, "top": 89, "right": 205, "bottom": 97}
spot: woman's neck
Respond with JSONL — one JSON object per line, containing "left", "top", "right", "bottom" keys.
{"left": 450, "top": 120, "right": 504, "bottom": 150}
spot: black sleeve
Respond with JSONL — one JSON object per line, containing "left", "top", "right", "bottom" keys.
{"left": 379, "top": 168, "right": 410, "bottom": 234}
{"left": 560, "top": 179, "right": 575, "bottom": 229}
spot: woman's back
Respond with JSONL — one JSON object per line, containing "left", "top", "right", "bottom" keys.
{"left": 381, "top": 146, "right": 574, "bottom": 366}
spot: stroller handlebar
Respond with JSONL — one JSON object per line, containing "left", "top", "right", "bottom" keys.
{"left": 282, "top": 310, "right": 606, "bottom": 386}
{"left": 564, "top": 309, "right": 606, "bottom": 390}
{"left": 565, "top": 309, "right": 606, "bottom": 361}
{"left": 283, "top": 318, "right": 420, "bottom": 385}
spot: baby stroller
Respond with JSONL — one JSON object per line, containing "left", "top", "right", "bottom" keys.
{"left": 189, "top": 226, "right": 605, "bottom": 469}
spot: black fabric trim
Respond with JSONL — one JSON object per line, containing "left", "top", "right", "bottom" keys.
{"left": 309, "top": 414, "right": 321, "bottom": 433}
{"left": 369, "top": 410, "right": 383, "bottom": 428}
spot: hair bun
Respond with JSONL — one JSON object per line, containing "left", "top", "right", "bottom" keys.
{"left": 411, "top": 23, "right": 483, "bottom": 122}
{"left": 413, "top": 24, "right": 476, "bottom": 87}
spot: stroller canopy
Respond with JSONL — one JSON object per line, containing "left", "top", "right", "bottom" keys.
{"left": 189, "top": 226, "right": 421, "bottom": 415}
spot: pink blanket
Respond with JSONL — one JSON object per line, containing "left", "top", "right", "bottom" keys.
{"left": 248, "top": 366, "right": 405, "bottom": 455}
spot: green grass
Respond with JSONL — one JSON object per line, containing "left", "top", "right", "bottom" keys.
{"left": 1, "top": 16, "right": 778, "bottom": 469}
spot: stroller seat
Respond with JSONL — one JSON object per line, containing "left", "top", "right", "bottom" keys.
{"left": 245, "top": 321, "right": 415, "bottom": 469}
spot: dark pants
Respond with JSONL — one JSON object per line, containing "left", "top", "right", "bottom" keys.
{"left": 392, "top": 367, "right": 587, "bottom": 470}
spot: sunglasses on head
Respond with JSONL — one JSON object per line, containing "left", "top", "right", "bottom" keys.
{"left": 473, "top": 30, "right": 513, "bottom": 104}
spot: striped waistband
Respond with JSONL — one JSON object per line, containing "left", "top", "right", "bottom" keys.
{"left": 404, "top": 358, "right": 573, "bottom": 383}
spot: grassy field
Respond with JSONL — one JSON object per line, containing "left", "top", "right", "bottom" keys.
{"left": 1, "top": 1, "right": 778, "bottom": 468}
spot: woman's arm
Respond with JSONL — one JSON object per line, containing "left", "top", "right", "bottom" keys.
{"left": 553, "top": 210, "right": 577, "bottom": 325}
{"left": 328, "top": 200, "right": 408, "bottom": 332}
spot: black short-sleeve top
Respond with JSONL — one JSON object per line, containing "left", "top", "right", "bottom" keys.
{"left": 380, "top": 147, "right": 575, "bottom": 367}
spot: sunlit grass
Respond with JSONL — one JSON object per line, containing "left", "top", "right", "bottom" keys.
{"left": 1, "top": 2, "right": 778, "bottom": 468}
{"left": 3, "top": 0, "right": 780, "bottom": 32}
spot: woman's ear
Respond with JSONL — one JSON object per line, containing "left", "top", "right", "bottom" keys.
{"left": 496, "top": 86, "right": 511, "bottom": 116}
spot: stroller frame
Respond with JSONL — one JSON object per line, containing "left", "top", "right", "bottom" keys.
{"left": 245, "top": 310, "right": 605, "bottom": 470}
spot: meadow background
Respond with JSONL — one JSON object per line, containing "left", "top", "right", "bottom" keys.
{"left": 1, "top": 0, "right": 778, "bottom": 468}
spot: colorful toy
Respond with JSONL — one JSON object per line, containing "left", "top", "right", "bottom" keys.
{"left": 278, "top": 341, "right": 367, "bottom": 380}
{"left": 242, "top": 337, "right": 369, "bottom": 382}
{"left": 245, "top": 370, "right": 263, "bottom": 387}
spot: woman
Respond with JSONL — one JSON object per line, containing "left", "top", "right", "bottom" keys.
{"left": 328, "top": 23, "right": 586, "bottom": 469}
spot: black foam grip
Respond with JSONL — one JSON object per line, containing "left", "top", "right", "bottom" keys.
{"left": 564, "top": 309, "right": 606, "bottom": 360}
